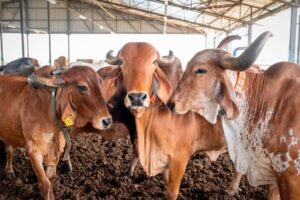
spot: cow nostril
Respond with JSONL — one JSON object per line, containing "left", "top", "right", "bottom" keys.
{"left": 102, "top": 117, "right": 112, "bottom": 127}
{"left": 141, "top": 93, "right": 147, "bottom": 101}
{"left": 128, "top": 94, "right": 134, "bottom": 101}
{"left": 168, "top": 102, "right": 175, "bottom": 111}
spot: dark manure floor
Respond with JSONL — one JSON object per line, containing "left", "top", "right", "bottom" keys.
{"left": 0, "top": 133, "right": 267, "bottom": 200}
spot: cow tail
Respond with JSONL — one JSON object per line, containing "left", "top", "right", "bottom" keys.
{"left": 0, "top": 141, "right": 7, "bottom": 169}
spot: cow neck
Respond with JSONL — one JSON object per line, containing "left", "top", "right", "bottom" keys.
{"left": 236, "top": 71, "right": 270, "bottom": 125}
{"left": 134, "top": 100, "right": 158, "bottom": 175}
{"left": 51, "top": 88, "right": 72, "bottom": 161}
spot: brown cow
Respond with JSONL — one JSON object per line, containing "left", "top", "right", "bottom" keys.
{"left": 0, "top": 66, "right": 112, "bottom": 200}
{"left": 53, "top": 56, "right": 69, "bottom": 69}
{"left": 170, "top": 32, "right": 300, "bottom": 199}
{"left": 105, "top": 42, "right": 229, "bottom": 200}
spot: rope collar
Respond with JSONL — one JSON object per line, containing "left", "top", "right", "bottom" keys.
{"left": 51, "top": 88, "right": 72, "bottom": 161}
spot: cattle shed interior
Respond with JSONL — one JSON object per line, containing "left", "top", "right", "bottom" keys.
{"left": 1, "top": 1, "right": 300, "bottom": 200}
{"left": 0, "top": 0, "right": 299, "bottom": 65}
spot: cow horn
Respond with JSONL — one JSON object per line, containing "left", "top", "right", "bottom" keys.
{"left": 28, "top": 74, "right": 65, "bottom": 88}
{"left": 158, "top": 50, "right": 175, "bottom": 66}
{"left": 51, "top": 68, "right": 65, "bottom": 76}
{"left": 105, "top": 50, "right": 119, "bottom": 65}
{"left": 217, "top": 35, "right": 241, "bottom": 50}
{"left": 220, "top": 31, "right": 273, "bottom": 71}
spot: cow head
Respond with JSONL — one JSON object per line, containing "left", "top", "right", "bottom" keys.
{"left": 54, "top": 56, "right": 69, "bottom": 69}
{"left": 170, "top": 31, "right": 272, "bottom": 124}
{"left": 29, "top": 66, "right": 112, "bottom": 130}
{"left": 105, "top": 42, "right": 173, "bottom": 118}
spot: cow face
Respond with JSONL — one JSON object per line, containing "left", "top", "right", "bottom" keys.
{"left": 60, "top": 66, "right": 112, "bottom": 129}
{"left": 170, "top": 31, "right": 272, "bottom": 124}
{"left": 105, "top": 43, "right": 173, "bottom": 118}
{"left": 170, "top": 51, "right": 239, "bottom": 124}
{"left": 30, "top": 66, "right": 112, "bottom": 130}
{"left": 54, "top": 56, "right": 69, "bottom": 69}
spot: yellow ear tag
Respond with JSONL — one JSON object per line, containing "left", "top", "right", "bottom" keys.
{"left": 63, "top": 113, "right": 74, "bottom": 127}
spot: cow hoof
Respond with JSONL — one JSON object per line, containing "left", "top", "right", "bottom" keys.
{"left": 226, "top": 188, "right": 238, "bottom": 196}
{"left": 60, "top": 160, "right": 72, "bottom": 174}
{"left": 5, "top": 172, "right": 15, "bottom": 180}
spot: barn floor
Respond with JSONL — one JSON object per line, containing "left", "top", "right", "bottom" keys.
{"left": 0, "top": 132, "right": 267, "bottom": 200}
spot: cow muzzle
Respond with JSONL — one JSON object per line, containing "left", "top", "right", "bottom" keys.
{"left": 93, "top": 115, "right": 113, "bottom": 130}
{"left": 125, "top": 92, "right": 150, "bottom": 108}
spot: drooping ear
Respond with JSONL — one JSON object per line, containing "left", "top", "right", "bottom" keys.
{"left": 215, "top": 75, "right": 239, "bottom": 119}
{"left": 153, "top": 66, "right": 173, "bottom": 105}
{"left": 61, "top": 93, "right": 77, "bottom": 127}
{"left": 100, "top": 66, "right": 121, "bottom": 102}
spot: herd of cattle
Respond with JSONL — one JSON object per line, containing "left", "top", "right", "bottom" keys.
{"left": 0, "top": 31, "right": 299, "bottom": 200}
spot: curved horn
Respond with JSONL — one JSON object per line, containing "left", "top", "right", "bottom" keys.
{"left": 217, "top": 35, "right": 241, "bottom": 50}
{"left": 220, "top": 31, "right": 273, "bottom": 71}
{"left": 158, "top": 50, "right": 175, "bottom": 66}
{"left": 28, "top": 74, "right": 65, "bottom": 88}
{"left": 105, "top": 50, "right": 118, "bottom": 65}
{"left": 51, "top": 68, "right": 65, "bottom": 76}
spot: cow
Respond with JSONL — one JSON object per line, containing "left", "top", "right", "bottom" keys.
{"left": 0, "top": 66, "right": 112, "bottom": 200}
{"left": 0, "top": 57, "right": 40, "bottom": 77}
{"left": 169, "top": 31, "right": 300, "bottom": 199}
{"left": 104, "top": 42, "right": 232, "bottom": 200}
{"left": 53, "top": 56, "right": 69, "bottom": 69}
{"left": 104, "top": 50, "right": 187, "bottom": 176}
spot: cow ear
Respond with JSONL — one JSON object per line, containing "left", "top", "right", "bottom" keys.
{"left": 215, "top": 77, "right": 239, "bottom": 119}
{"left": 100, "top": 67, "right": 121, "bottom": 102}
{"left": 154, "top": 66, "right": 173, "bottom": 105}
{"left": 61, "top": 93, "right": 77, "bottom": 127}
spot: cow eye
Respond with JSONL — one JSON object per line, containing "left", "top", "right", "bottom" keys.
{"left": 195, "top": 69, "right": 207, "bottom": 74}
{"left": 77, "top": 85, "right": 88, "bottom": 93}
{"left": 153, "top": 60, "right": 158, "bottom": 65}
{"left": 116, "top": 59, "right": 122, "bottom": 66}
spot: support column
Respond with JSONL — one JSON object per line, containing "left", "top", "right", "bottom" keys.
{"left": 0, "top": 2, "right": 4, "bottom": 65}
{"left": 47, "top": 2, "right": 51, "bottom": 65}
{"left": 289, "top": 4, "right": 298, "bottom": 63}
{"left": 19, "top": 0, "right": 25, "bottom": 57}
{"left": 297, "top": 15, "right": 300, "bottom": 64}
{"left": 25, "top": 0, "right": 29, "bottom": 57}
{"left": 67, "top": 0, "right": 70, "bottom": 61}
{"left": 248, "top": 7, "right": 252, "bottom": 45}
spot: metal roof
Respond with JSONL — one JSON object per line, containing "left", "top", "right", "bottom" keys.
{"left": 0, "top": 0, "right": 296, "bottom": 34}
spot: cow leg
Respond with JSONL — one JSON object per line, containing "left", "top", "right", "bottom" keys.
{"left": 61, "top": 156, "right": 72, "bottom": 174}
{"left": 128, "top": 155, "right": 138, "bottom": 177}
{"left": 0, "top": 141, "right": 7, "bottom": 169}
{"left": 165, "top": 158, "right": 188, "bottom": 200}
{"left": 268, "top": 184, "right": 280, "bottom": 200}
{"left": 277, "top": 174, "right": 300, "bottom": 200}
{"left": 205, "top": 149, "right": 227, "bottom": 162}
{"left": 28, "top": 150, "right": 54, "bottom": 200}
{"left": 226, "top": 170, "right": 242, "bottom": 195}
{"left": 4, "top": 144, "right": 15, "bottom": 179}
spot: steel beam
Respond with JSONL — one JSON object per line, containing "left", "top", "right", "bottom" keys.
{"left": 19, "top": 0, "right": 25, "bottom": 57}
{"left": 47, "top": 1, "right": 51, "bottom": 65}
{"left": 248, "top": 7, "right": 252, "bottom": 45}
{"left": 289, "top": 3, "right": 298, "bottom": 62}
{"left": 297, "top": 15, "right": 300, "bottom": 64}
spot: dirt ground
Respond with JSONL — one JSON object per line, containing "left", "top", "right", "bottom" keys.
{"left": 0, "top": 132, "right": 267, "bottom": 200}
